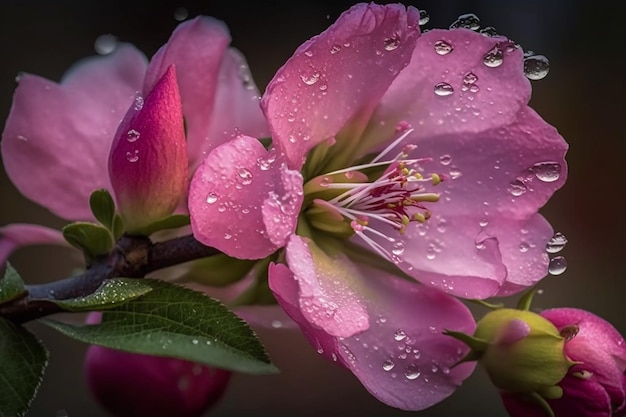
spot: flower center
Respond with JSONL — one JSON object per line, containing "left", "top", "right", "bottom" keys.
{"left": 302, "top": 128, "right": 442, "bottom": 261}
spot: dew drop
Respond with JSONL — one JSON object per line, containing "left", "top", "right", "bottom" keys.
{"left": 382, "top": 359, "right": 395, "bottom": 371}
{"left": 206, "top": 192, "right": 218, "bottom": 204}
{"left": 126, "top": 129, "right": 140, "bottom": 142}
{"left": 508, "top": 179, "right": 527, "bottom": 196}
{"left": 384, "top": 33, "right": 401, "bottom": 51}
{"left": 531, "top": 161, "right": 561, "bottom": 182}
{"left": 174, "top": 7, "right": 188, "bottom": 21}
{"left": 524, "top": 55, "right": 550, "bottom": 80}
{"left": 546, "top": 232, "right": 568, "bottom": 254}
{"left": 434, "top": 40, "right": 453, "bottom": 55}
{"left": 300, "top": 71, "right": 320, "bottom": 85}
{"left": 449, "top": 13, "right": 481, "bottom": 31}
{"left": 519, "top": 242, "right": 529, "bottom": 253}
{"left": 463, "top": 72, "right": 478, "bottom": 84}
{"left": 479, "top": 26, "right": 498, "bottom": 37}
{"left": 134, "top": 94, "right": 144, "bottom": 110}
{"left": 224, "top": 232, "right": 232, "bottom": 240}
{"left": 392, "top": 241, "right": 405, "bottom": 255}
{"left": 434, "top": 82, "right": 454, "bottom": 96}
{"left": 449, "top": 168, "right": 462, "bottom": 179}
{"left": 271, "top": 320, "right": 283, "bottom": 328}
{"left": 394, "top": 329, "right": 407, "bottom": 342}
{"left": 404, "top": 365, "right": 421, "bottom": 380}
{"left": 191, "top": 339, "right": 199, "bottom": 345}
{"left": 479, "top": 219, "right": 488, "bottom": 227}
{"left": 238, "top": 168, "right": 253, "bottom": 185}
{"left": 483, "top": 47, "right": 504, "bottom": 68}
{"left": 125, "top": 150, "right": 139, "bottom": 163}
{"left": 94, "top": 34, "right": 117, "bottom": 55}
{"left": 439, "top": 154, "right": 452, "bottom": 165}
{"left": 330, "top": 44, "right": 342, "bottom": 54}
{"left": 419, "top": 10, "right": 430, "bottom": 25}
{"left": 548, "top": 256, "right": 568, "bottom": 275}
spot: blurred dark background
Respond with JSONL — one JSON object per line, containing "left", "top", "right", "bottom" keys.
{"left": 1, "top": 0, "right": 625, "bottom": 416}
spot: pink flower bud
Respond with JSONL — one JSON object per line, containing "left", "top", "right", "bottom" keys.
{"left": 501, "top": 308, "right": 626, "bottom": 417}
{"left": 84, "top": 345, "right": 231, "bottom": 417}
{"left": 108, "top": 65, "right": 187, "bottom": 233}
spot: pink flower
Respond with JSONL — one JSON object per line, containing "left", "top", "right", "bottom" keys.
{"left": 108, "top": 66, "right": 187, "bottom": 232}
{"left": 84, "top": 314, "right": 230, "bottom": 417}
{"left": 0, "top": 16, "right": 267, "bottom": 258}
{"left": 501, "top": 308, "right": 626, "bottom": 417}
{"left": 188, "top": 2, "right": 567, "bottom": 410}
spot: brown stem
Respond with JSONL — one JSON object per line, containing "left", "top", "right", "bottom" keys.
{"left": 0, "top": 234, "right": 220, "bottom": 324}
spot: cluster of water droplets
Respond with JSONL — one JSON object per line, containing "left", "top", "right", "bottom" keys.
{"left": 507, "top": 161, "right": 562, "bottom": 197}
{"left": 546, "top": 231, "right": 568, "bottom": 275}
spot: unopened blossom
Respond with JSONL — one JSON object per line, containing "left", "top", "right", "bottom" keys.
{"left": 84, "top": 314, "right": 231, "bottom": 417}
{"left": 501, "top": 308, "right": 626, "bottom": 417}
{"left": 108, "top": 66, "right": 187, "bottom": 232}
{"left": 0, "top": 16, "right": 267, "bottom": 258}
{"left": 189, "top": 2, "right": 567, "bottom": 410}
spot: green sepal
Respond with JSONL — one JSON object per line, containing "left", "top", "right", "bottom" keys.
{"left": 0, "top": 263, "right": 26, "bottom": 304}
{"left": 132, "top": 214, "right": 190, "bottom": 236}
{"left": 112, "top": 214, "right": 125, "bottom": 241}
{"left": 469, "top": 299, "right": 505, "bottom": 309}
{"left": 54, "top": 278, "right": 153, "bottom": 311}
{"left": 89, "top": 189, "right": 116, "bottom": 231}
{"left": 0, "top": 318, "right": 49, "bottom": 417}
{"left": 443, "top": 329, "right": 489, "bottom": 353}
{"left": 182, "top": 254, "right": 256, "bottom": 287}
{"left": 538, "top": 385, "right": 564, "bottom": 400}
{"left": 40, "top": 279, "right": 277, "bottom": 375}
{"left": 516, "top": 287, "right": 537, "bottom": 311}
{"left": 529, "top": 391, "right": 556, "bottom": 417}
{"left": 62, "top": 222, "right": 114, "bottom": 263}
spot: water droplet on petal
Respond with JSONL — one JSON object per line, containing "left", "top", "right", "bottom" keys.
{"left": 508, "top": 179, "right": 527, "bottom": 196}
{"left": 382, "top": 359, "right": 395, "bottom": 371}
{"left": 524, "top": 55, "right": 550, "bottom": 80}
{"left": 300, "top": 71, "right": 320, "bottom": 85}
{"left": 439, "top": 154, "right": 452, "bottom": 165}
{"left": 463, "top": 72, "right": 478, "bottom": 84}
{"left": 434, "top": 40, "right": 453, "bottom": 55}
{"left": 404, "top": 365, "right": 421, "bottom": 380}
{"left": 384, "top": 33, "right": 401, "bottom": 51}
{"left": 126, "top": 129, "right": 140, "bottom": 142}
{"left": 531, "top": 161, "right": 561, "bottom": 182}
{"left": 548, "top": 256, "right": 568, "bottom": 275}
{"left": 94, "top": 34, "right": 117, "bottom": 55}
{"left": 483, "top": 46, "right": 504, "bottom": 68}
{"left": 449, "top": 13, "right": 481, "bottom": 30}
{"left": 434, "top": 82, "right": 454, "bottom": 96}
{"left": 125, "top": 150, "right": 139, "bottom": 163}
{"left": 546, "top": 232, "right": 568, "bottom": 253}
{"left": 419, "top": 10, "right": 430, "bottom": 25}
{"left": 394, "top": 329, "right": 407, "bottom": 342}
{"left": 238, "top": 168, "right": 253, "bottom": 185}
{"left": 206, "top": 192, "right": 218, "bottom": 204}
{"left": 392, "top": 241, "right": 405, "bottom": 255}
{"left": 330, "top": 44, "right": 342, "bottom": 54}
{"left": 519, "top": 242, "right": 529, "bottom": 253}
{"left": 480, "top": 26, "right": 498, "bottom": 37}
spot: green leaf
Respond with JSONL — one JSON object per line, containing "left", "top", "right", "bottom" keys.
{"left": 89, "top": 189, "right": 116, "bottom": 231}
{"left": 0, "top": 318, "right": 49, "bottom": 417}
{"left": 42, "top": 279, "right": 277, "bottom": 375}
{"left": 134, "top": 214, "right": 191, "bottom": 236}
{"left": 0, "top": 263, "right": 26, "bottom": 303}
{"left": 54, "top": 278, "right": 153, "bottom": 312}
{"left": 62, "top": 222, "right": 114, "bottom": 262}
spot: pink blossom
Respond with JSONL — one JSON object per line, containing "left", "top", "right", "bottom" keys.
{"left": 502, "top": 308, "right": 626, "bottom": 417}
{"left": 1, "top": 16, "right": 267, "bottom": 255}
{"left": 188, "top": 2, "right": 567, "bottom": 410}
{"left": 108, "top": 66, "right": 187, "bottom": 232}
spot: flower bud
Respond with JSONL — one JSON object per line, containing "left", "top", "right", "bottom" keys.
{"left": 501, "top": 308, "right": 626, "bottom": 417}
{"left": 108, "top": 65, "right": 187, "bottom": 233}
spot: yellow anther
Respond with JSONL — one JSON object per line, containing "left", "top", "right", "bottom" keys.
{"left": 431, "top": 173, "right": 441, "bottom": 186}
{"left": 413, "top": 212, "right": 426, "bottom": 223}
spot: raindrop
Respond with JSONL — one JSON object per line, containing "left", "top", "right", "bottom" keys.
{"left": 439, "top": 154, "right": 452, "bottom": 165}
{"left": 546, "top": 232, "right": 568, "bottom": 254}
{"left": 126, "top": 129, "right": 140, "bottom": 142}
{"left": 507, "top": 179, "right": 527, "bottom": 196}
{"left": 434, "top": 82, "right": 454, "bottom": 96}
{"left": 330, "top": 44, "right": 342, "bottom": 54}
{"left": 224, "top": 232, "right": 232, "bottom": 240}
{"left": 94, "top": 34, "right": 117, "bottom": 55}
{"left": 125, "top": 150, "right": 139, "bottom": 163}
{"left": 271, "top": 320, "right": 283, "bottom": 328}
{"left": 404, "top": 365, "right": 421, "bottom": 380}
{"left": 434, "top": 40, "right": 453, "bottom": 55}
{"left": 238, "top": 168, "right": 253, "bottom": 185}
{"left": 174, "top": 7, "right": 188, "bottom": 21}
{"left": 519, "top": 242, "right": 529, "bottom": 253}
{"left": 300, "top": 71, "right": 320, "bottom": 85}
{"left": 449, "top": 168, "right": 462, "bottom": 179}
{"left": 463, "top": 72, "right": 478, "bottom": 85}
{"left": 206, "top": 192, "right": 218, "bottom": 204}
{"left": 419, "top": 10, "right": 430, "bottom": 26}
{"left": 191, "top": 339, "right": 199, "bottom": 345}
{"left": 382, "top": 359, "right": 395, "bottom": 371}
{"left": 392, "top": 241, "right": 405, "bottom": 255}
{"left": 479, "top": 219, "right": 488, "bottom": 227}
{"left": 483, "top": 47, "right": 504, "bottom": 68}
{"left": 548, "top": 256, "right": 568, "bottom": 275}
{"left": 449, "top": 13, "right": 481, "bottom": 31}
{"left": 394, "top": 329, "right": 407, "bottom": 342}
{"left": 559, "top": 325, "right": 579, "bottom": 341}
{"left": 524, "top": 55, "right": 550, "bottom": 80}
{"left": 531, "top": 161, "right": 561, "bottom": 182}
{"left": 384, "top": 33, "right": 401, "bottom": 51}
{"left": 479, "top": 26, "right": 498, "bottom": 37}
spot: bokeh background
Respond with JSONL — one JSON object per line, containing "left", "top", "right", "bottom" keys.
{"left": 1, "top": 0, "right": 625, "bottom": 416}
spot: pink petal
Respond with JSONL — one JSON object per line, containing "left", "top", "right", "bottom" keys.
{"left": 188, "top": 136, "right": 303, "bottom": 260}
{"left": 1, "top": 45, "right": 147, "bottom": 220}
{"left": 369, "top": 29, "right": 530, "bottom": 144}
{"left": 261, "top": 3, "right": 420, "bottom": 169}
{"left": 144, "top": 17, "right": 267, "bottom": 171}
{"left": 269, "top": 235, "right": 476, "bottom": 411}
{"left": 109, "top": 65, "right": 187, "bottom": 232}
{"left": 0, "top": 223, "right": 70, "bottom": 266}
